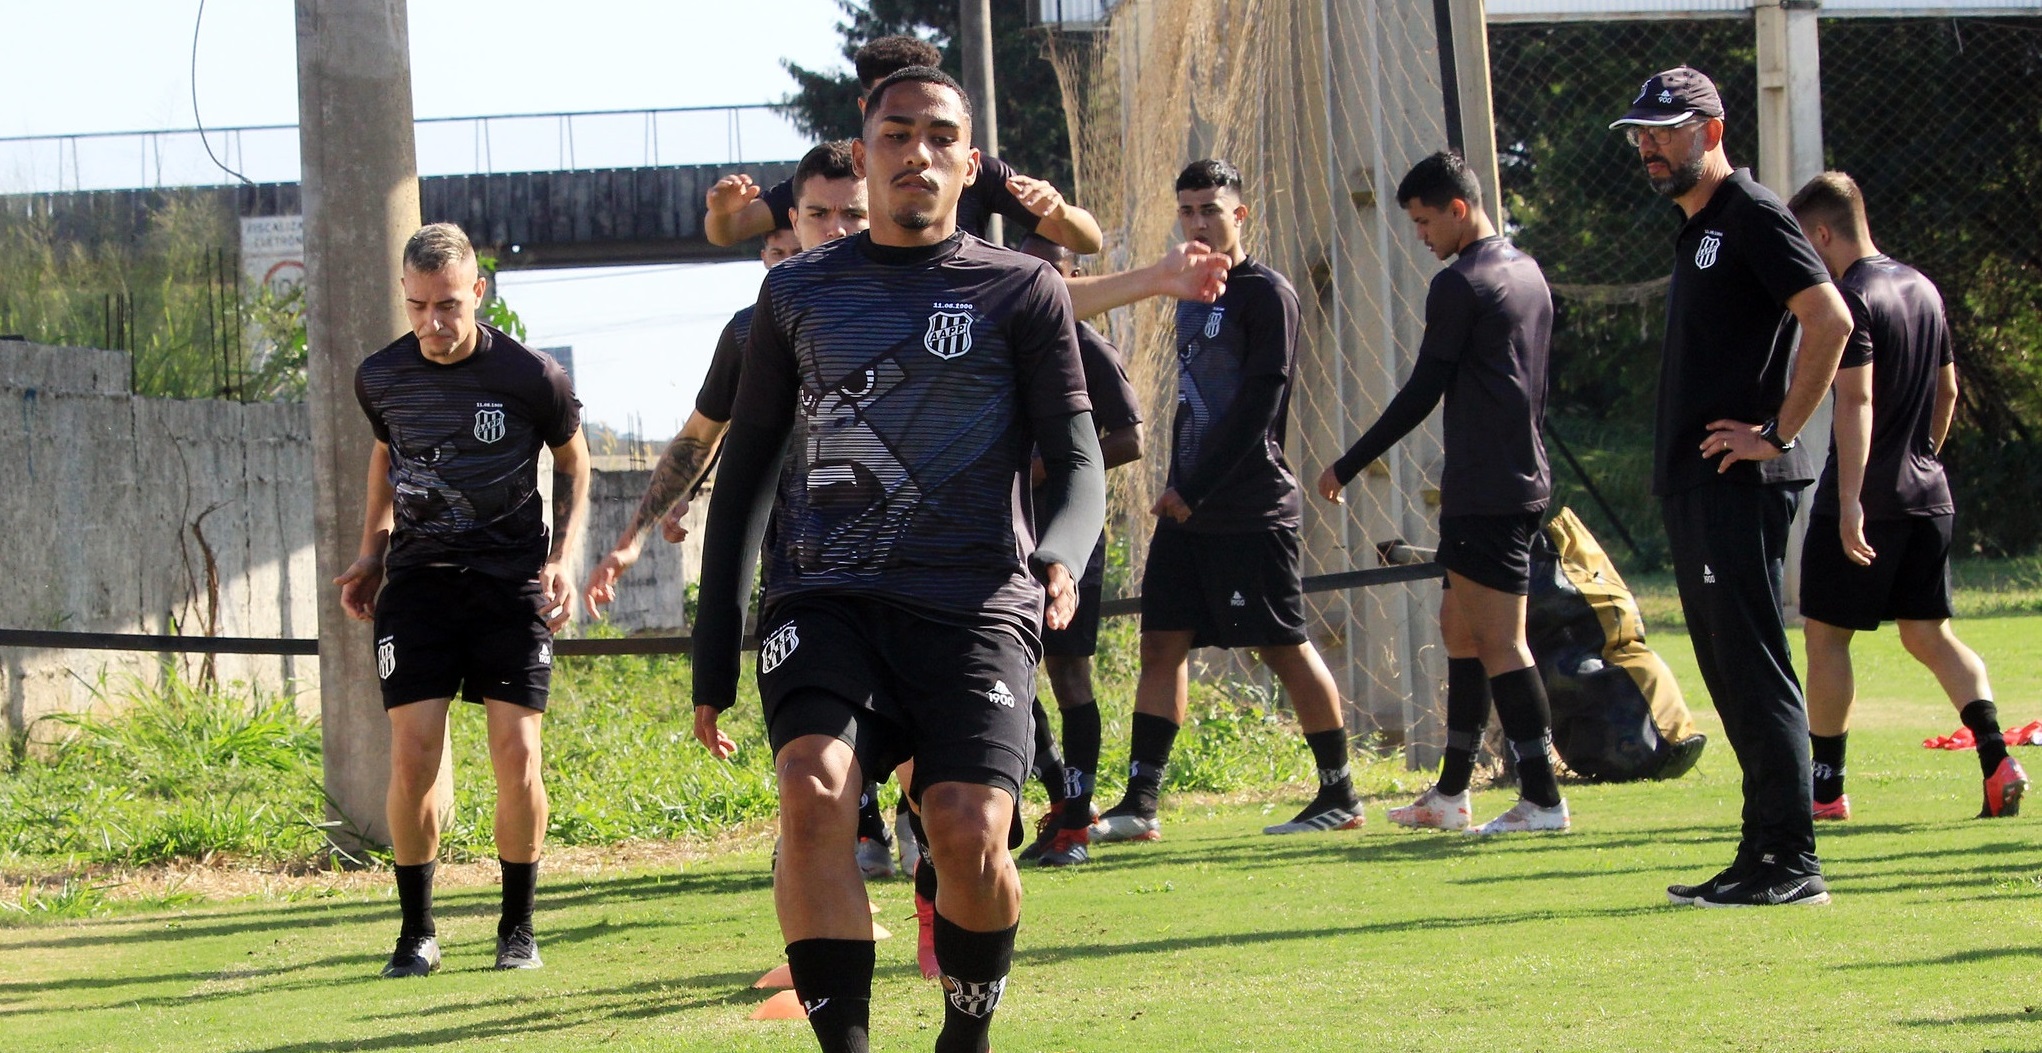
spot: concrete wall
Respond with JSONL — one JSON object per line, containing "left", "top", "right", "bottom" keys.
{"left": 1, "top": 339, "right": 696, "bottom": 741}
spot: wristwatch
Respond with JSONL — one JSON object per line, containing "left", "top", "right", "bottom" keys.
{"left": 1757, "top": 417, "right": 1797, "bottom": 452}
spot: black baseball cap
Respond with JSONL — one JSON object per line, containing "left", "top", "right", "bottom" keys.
{"left": 1609, "top": 66, "right": 1725, "bottom": 128}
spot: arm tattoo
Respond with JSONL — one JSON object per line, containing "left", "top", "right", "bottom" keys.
{"left": 550, "top": 464, "right": 583, "bottom": 563}
{"left": 623, "top": 435, "right": 717, "bottom": 546}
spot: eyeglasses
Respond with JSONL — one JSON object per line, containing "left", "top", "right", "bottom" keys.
{"left": 1623, "top": 119, "right": 1703, "bottom": 148}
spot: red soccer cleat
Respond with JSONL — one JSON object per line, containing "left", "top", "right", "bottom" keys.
{"left": 1812, "top": 795, "right": 1851, "bottom": 822}
{"left": 1981, "top": 756, "right": 2028, "bottom": 818}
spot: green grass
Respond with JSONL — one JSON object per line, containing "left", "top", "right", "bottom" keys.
{"left": 1626, "top": 554, "right": 2042, "bottom": 632}
{"left": 2, "top": 617, "right": 2039, "bottom": 1051}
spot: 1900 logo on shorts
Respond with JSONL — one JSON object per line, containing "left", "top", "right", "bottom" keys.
{"left": 376, "top": 636, "right": 396, "bottom": 679}
{"left": 986, "top": 679, "right": 1016, "bottom": 709}
{"left": 759, "top": 622, "right": 800, "bottom": 674}
{"left": 923, "top": 308, "right": 975, "bottom": 360}
{"left": 1694, "top": 230, "right": 1723, "bottom": 270}
{"left": 473, "top": 404, "right": 507, "bottom": 443}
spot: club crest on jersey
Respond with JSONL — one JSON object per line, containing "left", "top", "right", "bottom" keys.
{"left": 923, "top": 310, "right": 974, "bottom": 360}
{"left": 473, "top": 405, "right": 507, "bottom": 443}
{"left": 376, "top": 636, "right": 396, "bottom": 680}
{"left": 941, "top": 975, "right": 1007, "bottom": 1018}
{"left": 1202, "top": 306, "right": 1225, "bottom": 340}
{"left": 760, "top": 622, "right": 800, "bottom": 674}
{"left": 1694, "top": 231, "right": 1723, "bottom": 270}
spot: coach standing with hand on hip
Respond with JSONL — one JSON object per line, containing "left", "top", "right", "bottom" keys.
{"left": 1611, "top": 67, "right": 1853, "bottom": 908}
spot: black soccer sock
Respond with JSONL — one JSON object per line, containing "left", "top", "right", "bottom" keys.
{"left": 1810, "top": 733, "right": 1848, "bottom": 803}
{"left": 394, "top": 861, "right": 436, "bottom": 940}
{"left": 786, "top": 938, "right": 874, "bottom": 1053}
{"left": 1060, "top": 701, "right": 1103, "bottom": 830}
{"left": 1113, "top": 712, "right": 1179, "bottom": 817}
{"left": 1961, "top": 699, "right": 2009, "bottom": 776}
{"left": 914, "top": 822, "right": 940, "bottom": 902}
{"left": 1492, "top": 666, "right": 1562, "bottom": 808}
{"left": 855, "top": 781, "right": 888, "bottom": 843}
{"left": 498, "top": 858, "right": 538, "bottom": 939}
{"left": 1304, "top": 728, "right": 1356, "bottom": 804}
{"left": 932, "top": 913, "right": 1017, "bottom": 1053}
{"left": 1437, "top": 657, "right": 1493, "bottom": 796}
{"left": 1030, "top": 699, "right": 1069, "bottom": 805}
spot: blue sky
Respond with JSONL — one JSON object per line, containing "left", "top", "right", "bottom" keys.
{"left": 0, "top": 0, "right": 855, "bottom": 435}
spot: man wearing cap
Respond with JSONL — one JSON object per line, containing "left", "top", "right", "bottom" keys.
{"left": 1612, "top": 67, "right": 1853, "bottom": 908}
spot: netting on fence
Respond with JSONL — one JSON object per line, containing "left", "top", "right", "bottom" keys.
{"left": 1048, "top": 0, "right": 1459, "bottom": 747}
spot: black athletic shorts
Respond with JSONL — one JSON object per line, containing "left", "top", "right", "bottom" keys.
{"left": 1800, "top": 513, "right": 1955, "bottom": 632}
{"left": 756, "top": 595, "right": 1038, "bottom": 801}
{"left": 373, "top": 567, "right": 553, "bottom": 711}
{"left": 1140, "top": 527, "right": 1307, "bottom": 648}
{"left": 1437, "top": 513, "right": 1543, "bottom": 596}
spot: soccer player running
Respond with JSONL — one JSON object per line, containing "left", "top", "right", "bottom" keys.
{"left": 336, "top": 222, "right": 590, "bottom": 976}
{"left": 705, "top": 35, "right": 1103, "bottom": 256}
{"left": 691, "top": 66, "right": 1106, "bottom": 1053}
{"left": 1316, "top": 152, "right": 1568, "bottom": 835}
{"left": 1785, "top": 172, "right": 2027, "bottom": 821}
{"left": 1610, "top": 68, "right": 1854, "bottom": 908}
{"left": 1093, "top": 159, "right": 1362, "bottom": 844}
{"left": 1010, "top": 234, "right": 1147, "bottom": 868}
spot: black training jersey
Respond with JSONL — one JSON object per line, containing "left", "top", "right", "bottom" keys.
{"left": 1813, "top": 255, "right": 1955, "bottom": 520}
{"left": 1419, "top": 236, "right": 1554, "bottom": 517}
{"left": 354, "top": 324, "right": 582, "bottom": 581}
{"left": 1165, "top": 256, "right": 1302, "bottom": 533}
{"left": 1655, "top": 169, "right": 1831, "bottom": 496}
{"left": 1077, "top": 322, "right": 1143, "bottom": 435}
{"left": 695, "top": 304, "right": 755, "bottom": 423}
{"left": 765, "top": 154, "right": 1042, "bottom": 242}
{"left": 729, "top": 230, "right": 1090, "bottom": 625}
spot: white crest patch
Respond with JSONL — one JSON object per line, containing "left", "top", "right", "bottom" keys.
{"left": 941, "top": 975, "right": 1007, "bottom": 1018}
{"left": 760, "top": 622, "right": 800, "bottom": 674}
{"left": 987, "top": 679, "right": 1016, "bottom": 709}
{"left": 1694, "top": 231, "right": 1722, "bottom": 270}
{"left": 923, "top": 310, "right": 974, "bottom": 360}
{"left": 1202, "top": 306, "right": 1225, "bottom": 340}
{"left": 376, "top": 636, "right": 396, "bottom": 680}
{"left": 473, "top": 407, "right": 507, "bottom": 443}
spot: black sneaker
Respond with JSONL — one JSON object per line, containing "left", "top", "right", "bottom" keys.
{"left": 381, "top": 935, "right": 441, "bottom": 978}
{"left": 1696, "top": 869, "right": 1830, "bottom": 908}
{"left": 1666, "top": 860, "right": 1753, "bottom": 906}
{"left": 1653, "top": 734, "right": 1708, "bottom": 781}
{"left": 495, "top": 927, "right": 543, "bottom": 970}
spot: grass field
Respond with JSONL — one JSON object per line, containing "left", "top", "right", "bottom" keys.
{"left": 3, "top": 615, "right": 2038, "bottom": 1052}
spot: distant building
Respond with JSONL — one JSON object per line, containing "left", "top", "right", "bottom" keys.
{"left": 542, "top": 345, "right": 575, "bottom": 384}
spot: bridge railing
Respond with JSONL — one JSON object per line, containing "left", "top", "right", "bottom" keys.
{"left": 0, "top": 104, "right": 812, "bottom": 195}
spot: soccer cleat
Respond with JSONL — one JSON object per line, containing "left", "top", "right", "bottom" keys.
{"left": 494, "top": 927, "right": 543, "bottom": 970}
{"left": 857, "top": 836, "right": 897, "bottom": 880}
{"left": 381, "top": 935, "right": 441, "bottom": 978}
{"left": 1470, "top": 797, "right": 1570, "bottom": 836}
{"left": 1695, "top": 869, "right": 1831, "bottom": 908}
{"left": 1036, "top": 827, "right": 1091, "bottom": 867}
{"left": 1981, "top": 756, "right": 2028, "bottom": 818}
{"left": 1654, "top": 733, "right": 1708, "bottom": 780}
{"left": 1387, "top": 786, "right": 1471, "bottom": 831}
{"left": 1089, "top": 811, "right": 1161, "bottom": 843}
{"left": 1263, "top": 796, "right": 1364, "bottom": 835}
{"left": 913, "top": 889, "right": 939, "bottom": 980}
{"left": 1666, "top": 861, "right": 1755, "bottom": 906}
{"left": 1812, "top": 795, "right": 1852, "bottom": 821}
{"left": 1017, "top": 802, "right": 1068, "bottom": 862}
{"left": 894, "top": 809, "right": 920, "bottom": 878}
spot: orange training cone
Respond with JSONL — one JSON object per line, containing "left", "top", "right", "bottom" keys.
{"left": 750, "top": 989, "right": 807, "bottom": 1020}
{"left": 752, "top": 963, "right": 794, "bottom": 989}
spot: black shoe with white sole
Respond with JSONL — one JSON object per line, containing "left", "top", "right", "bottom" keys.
{"left": 1666, "top": 860, "right": 1754, "bottom": 906}
{"left": 1695, "top": 869, "right": 1830, "bottom": 908}
{"left": 381, "top": 935, "right": 441, "bottom": 978}
{"left": 495, "top": 927, "right": 544, "bottom": 970}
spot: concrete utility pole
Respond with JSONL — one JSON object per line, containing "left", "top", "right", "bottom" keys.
{"left": 959, "top": 0, "right": 1002, "bottom": 243}
{"left": 1445, "top": 0, "right": 1504, "bottom": 230}
{"left": 296, "top": 0, "right": 427, "bottom": 855}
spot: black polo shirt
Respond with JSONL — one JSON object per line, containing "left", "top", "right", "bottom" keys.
{"left": 1653, "top": 168, "right": 1831, "bottom": 496}
{"left": 764, "top": 153, "right": 1042, "bottom": 242}
{"left": 1423, "top": 235, "right": 1554, "bottom": 517}
{"left": 1812, "top": 254, "right": 1955, "bottom": 520}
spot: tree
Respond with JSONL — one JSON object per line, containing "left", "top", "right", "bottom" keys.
{"left": 778, "top": 1, "right": 1078, "bottom": 197}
